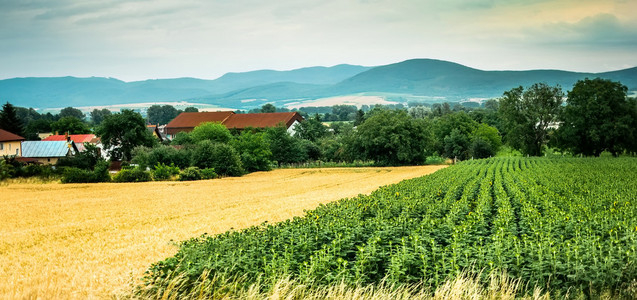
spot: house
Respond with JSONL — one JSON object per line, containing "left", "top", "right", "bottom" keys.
{"left": 43, "top": 134, "right": 96, "bottom": 150}
{"left": 147, "top": 125, "right": 165, "bottom": 142}
{"left": 20, "top": 141, "right": 78, "bottom": 165}
{"left": 0, "top": 129, "right": 25, "bottom": 157}
{"left": 165, "top": 111, "right": 235, "bottom": 139}
{"left": 165, "top": 111, "right": 304, "bottom": 138}
{"left": 223, "top": 112, "right": 304, "bottom": 135}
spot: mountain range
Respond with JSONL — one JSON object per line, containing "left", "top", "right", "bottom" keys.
{"left": 1, "top": 59, "right": 635, "bottom": 110}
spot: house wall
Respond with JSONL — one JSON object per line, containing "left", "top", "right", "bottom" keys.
{"left": 287, "top": 120, "right": 300, "bottom": 136}
{"left": 27, "top": 157, "right": 61, "bottom": 165}
{"left": 0, "top": 141, "right": 22, "bottom": 156}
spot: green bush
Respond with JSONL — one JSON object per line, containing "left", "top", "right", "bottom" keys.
{"left": 113, "top": 168, "right": 151, "bottom": 183}
{"left": 192, "top": 141, "right": 244, "bottom": 177}
{"left": 0, "top": 160, "right": 12, "bottom": 180}
{"left": 200, "top": 168, "right": 218, "bottom": 180}
{"left": 151, "top": 163, "right": 180, "bottom": 181}
{"left": 179, "top": 167, "right": 202, "bottom": 181}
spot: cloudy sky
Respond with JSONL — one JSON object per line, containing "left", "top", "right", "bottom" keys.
{"left": 1, "top": 0, "right": 636, "bottom": 81}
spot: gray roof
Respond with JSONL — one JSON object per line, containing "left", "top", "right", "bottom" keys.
{"left": 21, "top": 141, "right": 74, "bottom": 158}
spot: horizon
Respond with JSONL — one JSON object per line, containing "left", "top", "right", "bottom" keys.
{"left": 1, "top": 1, "right": 636, "bottom": 82}
{"left": 1, "top": 58, "right": 636, "bottom": 83}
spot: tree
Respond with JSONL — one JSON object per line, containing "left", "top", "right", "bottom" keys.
{"left": 555, "top": 78, "right": 635, "bottom": 156}
{"left": 443, "top": 129, "right": 470, "bottom": 160}
{"left": 472, "top": 123, "right": 502, "bottom": 153}
{"left": 294, "top": 115, "right": 328, "bottom": 142}
{"left": 192, "top": 140, "right": 243, "bottom": 176}
{"left": 59, "top": 107, "right": 85, "bottom": 120}
{"left": 260, "top": 103, "right": 276, "bottom": 113}
{"left": 265, "top": 125, "right": 307, "bottom": 165}
{"left": 355, "top": 109, "right": 432, "bottom": 165}
{"left": 90, "top": 109, "right": 112, "bottom": 125}
{"left": 56, "top": 143, "right": 104, "bottom": 170}
{"left": 96, "top": 110, "right": 157, "bottom": 161}
{"left": 190, "top": 122, "right": 232, "bottom": 144}
{"left": 0, "top": 102, "right": 24, "bottom": 137}
{"left": 147, "top": 105, "right": 180, "bottom": 125}
{"left": 353, "top": 109, "right": 365, "bottom": 126}
{"left": 50, "top": 117, "right": 91, "bottom": 134}
{"left": 499, "top": 83, "right": 563, "bottom": 156}
{"left": 230, "top": 131, "right": 272, "bottom": 172}
{"left": 184, "top": 107, "right": 199, "bottom": 113}
{"left": 24, "top": 119, "right": 53, "bottom": 140}
{"left": 432, "top": 111, "right": 478, "bottom": 156}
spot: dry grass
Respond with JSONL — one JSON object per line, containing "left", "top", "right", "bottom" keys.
{"left": 0, "top": 166, "right": 445, "bottom": 299}
{"left": 134, "top": 271, "right": 553, "bottom": 300}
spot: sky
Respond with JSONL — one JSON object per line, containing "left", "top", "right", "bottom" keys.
{"left": 1, "top": 0, "right": 636, "bottom": 82}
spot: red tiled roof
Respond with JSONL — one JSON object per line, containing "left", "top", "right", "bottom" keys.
{"left": 223, "top": 112, "right": 304, "bottom": 130}
{"left": 0, "top": 129, "right": 25, "bottom": 142}
{"left": 166, "top": 111, "right": 235, "bottom": 134}
{"left": 43, "top": 134, "right": 96, "bottom": 143}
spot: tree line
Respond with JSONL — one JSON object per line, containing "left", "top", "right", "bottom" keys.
{"left": 1, "top": 77, "right": 636, "bottom": 182}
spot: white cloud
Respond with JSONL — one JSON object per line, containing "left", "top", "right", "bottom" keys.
{"left": 0, "top": 0, "right": 635, "bottom": 81}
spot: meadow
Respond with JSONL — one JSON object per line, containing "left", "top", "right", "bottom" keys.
{"left": 0, "top": 165, "right": 445, "bottom": 299}
{"left": 139, "top": 158, "right": 637, "bottom": 299}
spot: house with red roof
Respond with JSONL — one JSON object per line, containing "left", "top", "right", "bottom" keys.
{"left": 165, "top": 111, "right": 304, "bottom": 139}
{"left": 223, "top": 112, "right": 304, "bottom": 135}
{"left": 0, "top": 129, "right": 25, "bottom": 157}
{"left": 42, "top": 134, "right": 108, "bottom": 159}
{"left": 165, "top": 111, "right": 235, "bottom": 139}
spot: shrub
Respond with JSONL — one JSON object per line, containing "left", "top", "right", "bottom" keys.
{"left": 113, "top": 168, "right": 152, "bottom": 183}
{"left": 192, "top": 141, "right": 243, "bottom": 177}
{"left": 200, "top": 168, "right": 218, "bottom": 180}
{"left": 179, "top": 167, "right": 202, "bottom": 181}
{"left": 133, "top": 145, "right": 192, "bottom": 170}
{"left": 21, "top": 164, "right": 57, "bottom": 179}
{"left": 0, "top": 160, "right": 12, "bottom": 180}
{"left": 152, "top": 163, "right": 180, "bottom": 181}
{"left": 61, "top": 168, "right": 94, "bottom": 183}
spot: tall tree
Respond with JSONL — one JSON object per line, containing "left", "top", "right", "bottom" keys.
{"left": 0, "top": 102, "right": 24, "bottom": 137}
{"left": 499, "top": 83, "right": 563, "bottom": 156}
{"left": 96, "top": 110, "right": 157, "bottom": 161}
{"left": 50, "top": 117, "right": 91, "bottom": 134}
{"left": 556, "top": 78, "right": 635, "bottom": 156}
{"left": 355, "top": 109, "right": 432, "bottom": 165}
{"left": 294, "top": 114, "right": 328, "bottom": 142}
{"left": 147, "top": 105, "right": 180, "bottom": 125}
{"left": 260, "top": 103, "right": 276, "bottom": 113}
{"left": 59, "top": 107, "right": 86, "bottom": 120}
{"left": 90, "top": 108, "right": 112, "bottom": 125}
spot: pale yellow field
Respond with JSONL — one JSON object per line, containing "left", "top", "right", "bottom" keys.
{"left": 0, "top": 166, "right": 445, "bottom": 299}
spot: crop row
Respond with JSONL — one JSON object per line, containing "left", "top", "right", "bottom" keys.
{"left": 139, "top": 157, "right": 637, "bottom": 297}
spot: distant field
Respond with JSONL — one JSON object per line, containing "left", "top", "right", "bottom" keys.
{"left": 0, "top": 166, "right": 445, "bottom": 299}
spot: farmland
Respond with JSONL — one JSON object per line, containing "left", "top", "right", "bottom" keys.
{"left": 0, "top": 166, "right": 444, "bottom": 299}
{"left": 140, "top": 157, "right": 637, "bottom": 298}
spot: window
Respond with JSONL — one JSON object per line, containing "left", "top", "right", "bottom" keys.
{"left": 0, "top": 143, "right": 3, "bottom": 150}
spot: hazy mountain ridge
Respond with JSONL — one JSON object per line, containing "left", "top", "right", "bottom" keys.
{"left": 0, "top": 59, "right": 635, "bottom": 109}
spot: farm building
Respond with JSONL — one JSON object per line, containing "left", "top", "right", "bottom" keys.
{"left": 20, "top": 140, "right": 79, "bottom": 165}
{"left": 223, "top": 112, "right": 304, "bottom": 135}
{"left": 0, "top": 129, "right": 25, "bottom": 157}
{"left": 42, "top": 133, "right": 109, "bottom": 159}
{"left": 147, "top": 125, "right": 166, "bottom": 142}
{"left": 165, "top": 111, "right": 304, "bottom": 139}
{"left": 165, "top": 111, "right": 234, "bottom": 139}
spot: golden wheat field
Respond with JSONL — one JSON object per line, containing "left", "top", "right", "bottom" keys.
{"left": 0, "top": 166, "right": 445, "bottom": 299}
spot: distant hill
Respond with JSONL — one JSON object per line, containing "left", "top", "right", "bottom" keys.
{"left": 1, "top": 59, "right": 635, "bottom": 110}
{"left": 331, "top": 59, "right": 637, "bottom": 98}
{"left": 0, "top": 64, "right": 370, "bottom": 108}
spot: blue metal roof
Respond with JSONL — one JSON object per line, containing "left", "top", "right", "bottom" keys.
{"left": 21, "top": 141, "right": 73, "bottom": 158}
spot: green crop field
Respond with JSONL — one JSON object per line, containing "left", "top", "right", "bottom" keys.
{"left": 138, "top": 158, "right": 637, "bottom": 298}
